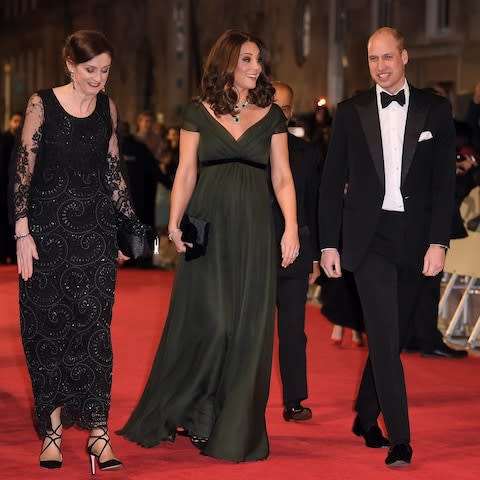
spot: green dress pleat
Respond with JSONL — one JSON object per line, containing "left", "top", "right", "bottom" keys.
{"left": 118, "top": 102, "right": 287, "bottom": 462}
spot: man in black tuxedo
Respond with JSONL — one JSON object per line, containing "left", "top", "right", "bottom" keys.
{"left": 318, "top": 28, "right": 455, "bottom": 467}
{"left": 272, "top": 81, "right": 320, "bottom": 421}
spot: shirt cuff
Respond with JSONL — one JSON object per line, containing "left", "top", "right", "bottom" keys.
{"left": 430, "top": 243, "right": 448, "bottom": 250}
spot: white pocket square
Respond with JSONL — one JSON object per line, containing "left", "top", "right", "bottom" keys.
{"left": 418, "top": 131, "right": 433, "bottom": 142}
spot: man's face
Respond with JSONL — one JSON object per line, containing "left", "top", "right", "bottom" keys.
{"left": 137, "top": 115, "right": 154, "bottom": 134}
{"left": 367, "top": 32, "right": 408, "bottom": 94}
{"left": 273, "top": 86, "right": 293, "bottom": 123}
{"left": 9, "top": 114, "right": 23, "bottom": 134}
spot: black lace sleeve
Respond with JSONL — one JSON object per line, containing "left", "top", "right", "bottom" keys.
{"left": 105, "top": 98, "right": 138, "bottom": 220}
{"left": 13, "top": 93, "right": 44, "bottom": 221}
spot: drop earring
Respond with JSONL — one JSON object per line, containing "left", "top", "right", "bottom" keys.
{"left": 70, "top": 71, "right": 76, "bottom": 90}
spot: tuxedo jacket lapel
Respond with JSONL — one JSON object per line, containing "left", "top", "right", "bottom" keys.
{"left": 355, "top": 89, "right": 384, "bottom": 186}
{"left": 355, "top": 86, "right": 431, "bottom": 187}
{"left": 401, "top": 85, "right": 429, "bottom": 184}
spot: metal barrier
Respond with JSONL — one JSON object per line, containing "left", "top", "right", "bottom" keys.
{"left": 440, "top": 231, "right": 480, "bottom": 349}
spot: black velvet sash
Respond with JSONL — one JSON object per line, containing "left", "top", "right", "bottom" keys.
{"left": 200, "top": 157, "right": 266, "bottom": 170}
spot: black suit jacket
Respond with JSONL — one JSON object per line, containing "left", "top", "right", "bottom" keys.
{"left": 273, "top": 133, "right": 321, "bottom": 276}
{"left": 318, "top": 85, "right": 456, "bottom": 271}
{"left": 120, "top": 134, "right": 159, "bottom": 228}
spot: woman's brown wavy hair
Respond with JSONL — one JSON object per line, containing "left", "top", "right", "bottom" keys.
{"left": 199, "top": 29, "right": 275, "bottom": 117}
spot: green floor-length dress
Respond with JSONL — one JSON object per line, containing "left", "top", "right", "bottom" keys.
{"left": 118, "top": 101, "right": 288, "bottom": 462}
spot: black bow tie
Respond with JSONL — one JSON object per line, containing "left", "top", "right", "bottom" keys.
{"left": 380, "top": 89, "right": 405, "bottom": 108}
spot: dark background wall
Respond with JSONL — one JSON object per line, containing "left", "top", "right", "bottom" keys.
{"left": 1, "top": 0, "right": 479, "bottom": 129}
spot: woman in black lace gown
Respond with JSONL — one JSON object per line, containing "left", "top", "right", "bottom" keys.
{"left": 13, "top": 30, "right": 135, "bottom": 473}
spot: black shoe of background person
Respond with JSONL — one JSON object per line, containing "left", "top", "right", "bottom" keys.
{"left": 402, "top": 336, "right": 420, "bottom": 353}
{"left": 402, "top": 344, "right": 420, "bottom": 353}
{"left": 421, "top": 343, "right": 468, "bottom": 359}
{"left": 385, "top": 443, "right": 413, "bottom": 467}
{"left": 283, "top": 403, "right": 312, "bottom": 422}
{"left": 352, "top": 415, "right": 390, "bottom": 448}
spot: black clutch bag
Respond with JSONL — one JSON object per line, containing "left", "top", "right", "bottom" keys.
{"left": 180, "top": 214, "right": 210, "bottom": 261}
{"left": 116, "top": 213, "right": 156, "bottom": 260}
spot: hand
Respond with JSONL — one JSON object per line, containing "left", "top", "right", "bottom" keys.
{"left": 169, "top": 229, "right": 192, "bottom": 253}
{"left": 422, "top": 245, "right": 446, "bottom": 277}
{"left": 320, "top": 249, "right": 342, "bottom": 278}
{"left": 309, "top": 262, "right": 321, "bottom": 285}
{"left": 280, "top": 228, "right": 300, "bottom": 268}
{"left": 16, "top": 235, "right": 39, "bottom": 281}
{"left": 117, "top": 251, "right": 130, "bottom": 262}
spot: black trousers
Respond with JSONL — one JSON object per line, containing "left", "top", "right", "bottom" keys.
{"left": 353, "top": 211, "right": 422, "bottom": 445}
{"left": 276, "top": 274, "right": 310, "bottom": 407}
{"left": 408, "top": 273, "right": 444, "bottom": 352}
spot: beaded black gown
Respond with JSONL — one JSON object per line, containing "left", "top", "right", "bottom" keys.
{"left": 13, "top": 89, "right": 136, "bottom": 436}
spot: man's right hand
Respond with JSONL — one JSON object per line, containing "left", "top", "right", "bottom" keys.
{"left": 320, "top": 248, "right": 342, "bottom": 278}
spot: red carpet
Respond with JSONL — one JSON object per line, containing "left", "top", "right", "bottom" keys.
{"left": 1, "top": 266, "right": 479, "bottom": 479}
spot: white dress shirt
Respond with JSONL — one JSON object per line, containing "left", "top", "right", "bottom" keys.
{"left": 376, "top": 81, "right": 409, "bottom": 212}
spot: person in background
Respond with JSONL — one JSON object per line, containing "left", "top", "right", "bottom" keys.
{"left": 405, "top": 119, "right": 476, "bottom": 358}
{"left": 118, "top": 29, "right": 299, "bottom": 462}
{"left": 155, "top": 126, "right": 181, "bottom": 269}
{"left": 271, "top": 81, "right": 320, "bottom": 422}
{"left": 131, "top": 111, "right": 158, "bottom": 244}
{"left": 12, "top": 29, "right": 142, "bottom": 474}
{"left": 302, "top": 98, "right": 331, "bottom": 140}
{"left": 118, "top": 120, "right": 159, "bottom": 268}
{"left": 319, "top": 27, "right": 456, "bottom": 467}
{"left": 135, "top": 110, "right": 163, "bottom": 159}
{"left": 465, "top": 81, "right": 480, "bottom": 151}
{"left": 320, "top": 270, "right": 365, "bottom": 348}
{"left": 0, "top": 112, "right": 23, "bottom": 264}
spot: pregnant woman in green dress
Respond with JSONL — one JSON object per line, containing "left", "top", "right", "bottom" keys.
{"left": 118, "top": 29, "right": 299, "bottom": 462}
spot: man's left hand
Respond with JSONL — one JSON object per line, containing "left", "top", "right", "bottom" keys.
{"left": 422, "top": 245, "right": 446, "bottom": 276}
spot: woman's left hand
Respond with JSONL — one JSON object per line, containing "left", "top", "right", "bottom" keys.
{"left": 280, "top": 228, "right": 300, "bottom": 268}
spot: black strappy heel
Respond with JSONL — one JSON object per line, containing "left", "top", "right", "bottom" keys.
{"left": 39, "top": 424, "right": 63, "bottom": 469}
{"left": 87, "top": 426, "right": 123, "bottom": 475}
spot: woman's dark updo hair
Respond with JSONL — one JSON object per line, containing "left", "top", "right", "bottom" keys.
{"left": 199, "top": 29, "right": 275, "bottom": 117}
{"left": 62, "top": 30, "right": 114, "bottom": 67}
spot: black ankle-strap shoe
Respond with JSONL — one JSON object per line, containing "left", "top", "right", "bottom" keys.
{"left": 40, "top": 424, "right": 63, "bottom": 469}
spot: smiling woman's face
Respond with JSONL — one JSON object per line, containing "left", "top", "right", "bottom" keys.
{"left": 68, "top": 52, "right": 111, "bottom": 94}
{"left": 233, "top": 41, "right": 262, "bottom": 97}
